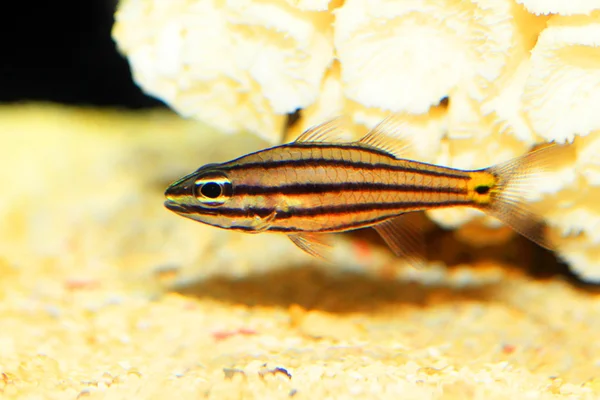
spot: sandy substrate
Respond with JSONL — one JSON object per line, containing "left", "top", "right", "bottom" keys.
{"left": 1, "top": 104, "right": 600, "bottom": 399}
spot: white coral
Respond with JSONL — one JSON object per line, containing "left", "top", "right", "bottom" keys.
{"left": 113, "top": 0, "right": 334, "bottom": 142}
{"left": 516, "top": 0, "right": 600, "bottom": 16}
{"left": 284, "top": 0, "right": 332, "bottom": 11}
{"left": 523, "top": 15, "right": 600, "bottom": 142}
{"left": 333, "top": 0, "right": 523, "bottom": 113}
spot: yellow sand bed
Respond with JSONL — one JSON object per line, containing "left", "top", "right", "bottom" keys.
{"left": 1, "top": 105, "right": 599, "bottom": 399}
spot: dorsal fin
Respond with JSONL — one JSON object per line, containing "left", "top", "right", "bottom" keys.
{"left": 357, "top": 114, "right": 411, "bottom": 159}
{"left": 293, "top": 117, "right": 348, "bottom": 143}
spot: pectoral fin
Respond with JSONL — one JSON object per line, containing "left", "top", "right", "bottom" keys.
{"left": 249, "top": 211, "right": 277, "bottom": 233}
{"left": 288, "top": 233, "right": 332, "bottom": 260}
{"left": 372, "top": 214, "right": 427, "bottom": 268}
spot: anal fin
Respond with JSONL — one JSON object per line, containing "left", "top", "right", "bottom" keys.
{"left": 288, "top": 233, "right": 332, "bottom": 261}
{"left": 372, "top": 214, "right": 427, "bottom": 269}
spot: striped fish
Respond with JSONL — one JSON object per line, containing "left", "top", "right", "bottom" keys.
{"left": 165, "top": 115, "right": 562, "bottom": 262}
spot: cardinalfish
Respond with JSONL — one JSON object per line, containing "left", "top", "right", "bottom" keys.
{"left": 164, "top": 115, "right": 562, "bottom": 263}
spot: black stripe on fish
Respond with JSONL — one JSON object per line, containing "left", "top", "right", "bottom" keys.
{"left": 233, "top": 182, "right": 469, "bottom": 196}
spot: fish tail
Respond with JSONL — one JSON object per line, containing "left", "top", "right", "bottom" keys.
{"left": 468, "top": 143, "right": 565, "bottom": 250}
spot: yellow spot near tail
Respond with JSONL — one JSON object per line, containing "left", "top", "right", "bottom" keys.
{"left": 467, "top": 171, "right": 499, "bottom": 206}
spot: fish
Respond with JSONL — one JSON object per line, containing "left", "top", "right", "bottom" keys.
{"left": 164, "top": 115, "right": 563, "bottom": 264}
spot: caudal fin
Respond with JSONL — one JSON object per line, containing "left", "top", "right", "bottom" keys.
{"left": 482, "top": 143, "right": 568, "bottom": 251}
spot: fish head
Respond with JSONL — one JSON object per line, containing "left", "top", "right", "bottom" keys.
{"left": 164, "top": 163, "right": 237, "bottom": 230}
{"left": 164, "top": 162, "right": 277, "bottom": 232}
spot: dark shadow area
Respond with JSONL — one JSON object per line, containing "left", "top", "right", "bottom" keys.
{"left": 175, "top": 217, "right": 600, "bottom": 313}
{"left": 176, "top": 264, "right": 500, "bottom": 314}
{"left": 0, "top": 0, "right": 164, "bottom": 109}
{"left": 344, "top": 213, "right": 584, "bottom": 283}
{"left": 424, "top": 225, "right": 599, "bottom": 290}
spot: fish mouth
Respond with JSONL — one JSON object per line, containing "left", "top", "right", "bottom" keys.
{"left": 164, "top": 200, "right": 188, "bottom": 214}
{"left": 164, "top": 201, "right": 219, "bottom": 216}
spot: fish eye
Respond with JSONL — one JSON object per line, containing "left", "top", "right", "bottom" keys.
{"left": 194, "top": 173, "right": 232, "bottom": 205}
{"left": 200, "top": 182, "right": 222, "bottom": 199}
